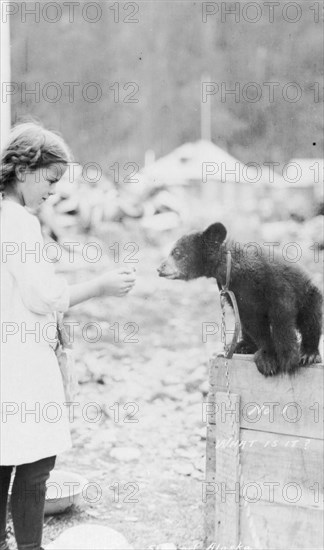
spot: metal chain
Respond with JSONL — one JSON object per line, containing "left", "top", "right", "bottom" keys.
{"left": 220, "top": 293, "right": 228, "bottom": 356}
{"left": 221, "top": 299, "right": 261, "bottom": 550}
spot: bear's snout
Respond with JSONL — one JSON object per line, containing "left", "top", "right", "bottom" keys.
{"left": 157, "top": 263, "right": 165, "bottom": 276}
{"left": 157, "top": 257, "right": 181, "bottom": 279}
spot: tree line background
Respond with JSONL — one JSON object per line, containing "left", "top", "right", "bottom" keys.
{"left": 9, "top": 0, "right": 323, "bottom": 174}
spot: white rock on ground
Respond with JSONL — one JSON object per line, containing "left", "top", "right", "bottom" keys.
{"left": 44, "top": 524, "right": 133, "bottom": 550}
{"left": 110, "top": 446, "right": 141, "bottom": 461}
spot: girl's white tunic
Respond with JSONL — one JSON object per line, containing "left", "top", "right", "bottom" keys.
{"left": 0, "top": 200, "right": 72, "bottom": 465}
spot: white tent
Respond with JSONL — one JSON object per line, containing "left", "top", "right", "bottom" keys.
{"left": 140, "top": 139, "right": 285, "bottom": 187}
{"left": 287, "top": 158, "right": 324, "bottom": 187}
{"left": 140, "top": 140, "right": 243, "bottom": 185}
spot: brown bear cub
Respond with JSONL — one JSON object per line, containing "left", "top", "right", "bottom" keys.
{"left": 158, "top": 222, "right": 322, "bottom": 377}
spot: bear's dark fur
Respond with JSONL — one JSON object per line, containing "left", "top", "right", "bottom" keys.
{"left": 158, "top": 222, "right": 323, "bottom": 376}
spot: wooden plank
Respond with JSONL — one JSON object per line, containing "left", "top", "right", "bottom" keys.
{"left": 209, "top": 356, "right": 324, "bottom": 439}
{"left": 214, "top": 391, "right": 240, "bottom": 548}
{"left": 240, "top": 500, "right": 324, "bottom": 550}
{"left": 240, "top": 430, "right": 323, "bottom": 509}
{"left": 204, "top": 424, "right": 216, "bottom": 546}
{"left": 205, "top": 428, "right": 323, "bottom": 547}
{"left": 204, "top": 359, "right": 217, "bottom": 546}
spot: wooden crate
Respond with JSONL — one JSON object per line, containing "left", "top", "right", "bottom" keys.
{"left": 205, "top": 355, "right": 324, "bottom": 550}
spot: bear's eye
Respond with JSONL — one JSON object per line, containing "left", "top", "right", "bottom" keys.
{"left": 173, "top": 249, "right": 182, "bottom": 260}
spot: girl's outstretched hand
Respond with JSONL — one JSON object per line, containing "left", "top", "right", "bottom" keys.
{"left": 96, "top": 267, "right": 136, "bottom": 297}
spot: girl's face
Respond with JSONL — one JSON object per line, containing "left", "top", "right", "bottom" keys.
{"left": 16, "top": 163, "right": 67, "bottom": 209}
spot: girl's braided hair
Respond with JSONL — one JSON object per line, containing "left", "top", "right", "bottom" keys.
{"left": 0, "top": 121, "right": 72, "bottom": 199}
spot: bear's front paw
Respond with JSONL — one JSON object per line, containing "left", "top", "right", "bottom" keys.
{"left": 254, "top": 349, "right": 279, "bottom": 377}
{"left": 235, "top": 340, "right": 257, "bottom": 354}
{"left": 300, "top": 350, "right": 322, "bottom": 366}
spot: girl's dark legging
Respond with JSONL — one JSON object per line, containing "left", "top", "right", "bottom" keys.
{"left": 0, "top": 455, "right": 56, "bottom": 550}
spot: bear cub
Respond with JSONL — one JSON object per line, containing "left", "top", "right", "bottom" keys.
{"left": 158, "top": 222, "right": 322, "bottom": 376}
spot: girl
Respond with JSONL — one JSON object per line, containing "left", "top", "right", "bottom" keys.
{"left": 0, "top": 122, "right": 136, "bottom": 550}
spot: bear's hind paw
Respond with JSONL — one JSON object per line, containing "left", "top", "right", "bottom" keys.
{"left": 300, "top": 351, "right": 322, "bottom": 366}
{"left": 254, "top": 349, "right": 279, "bottom": 377}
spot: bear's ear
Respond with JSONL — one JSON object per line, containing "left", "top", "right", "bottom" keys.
{"left": 202, "top": 222, "right": 227, "bottom": 245}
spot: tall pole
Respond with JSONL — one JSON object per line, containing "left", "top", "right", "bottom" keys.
{"left": 201, "top": 73, "right": 211, "bottom": 142}
{"left": 1, "top": 9, "right": 11, "bottom": 151}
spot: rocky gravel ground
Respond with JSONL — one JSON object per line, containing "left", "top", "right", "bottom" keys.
{"left": 6, "top": 227, "right": 322, "bottom": 549}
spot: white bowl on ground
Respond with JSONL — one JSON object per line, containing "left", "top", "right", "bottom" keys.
{"left": 9, "top": 468, "right": 88, "bottom": 515}
{"left": 45, "top": 469, "right": 88, "bottom": 515}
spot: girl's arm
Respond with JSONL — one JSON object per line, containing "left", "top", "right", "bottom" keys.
{"left": 3, "top": 211, "right": 135, "bottom": 314}
{"left": 68, "top": 268, "right": 136, "bottom": 307}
